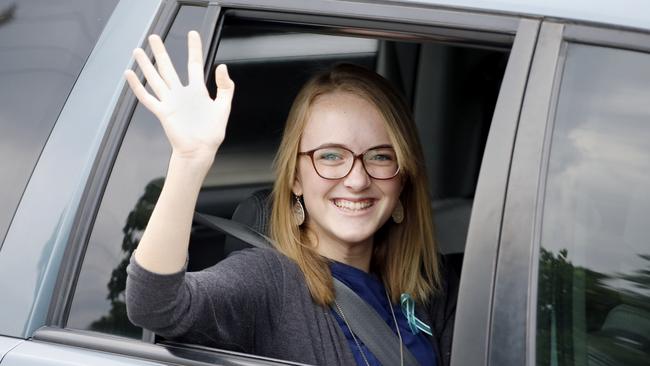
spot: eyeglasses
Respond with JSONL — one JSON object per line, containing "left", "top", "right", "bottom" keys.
{"left": 298, "top": 144, "right": 400, "bottom": 180}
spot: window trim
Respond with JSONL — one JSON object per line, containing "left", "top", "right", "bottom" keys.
{"left": 491, "top": 21, "right": 565, "bottom": 366}
{"left": 215, "top": 0, "right": 521, "bottom": 34}
{"left": 451, "top": 17, "right": 540, "bottom": 366}
{"left": 222, "top": 9, "right": 514, "bottom": 49}
{"left": 32, "top": 327, "right": 301, "bottom": 366}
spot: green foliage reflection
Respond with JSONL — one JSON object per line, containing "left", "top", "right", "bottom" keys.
{"left": 89, "top": 178, "right": 164, "bottom": 338}
{"left": 537, "top": 248, "right": 650, "bottom": 366}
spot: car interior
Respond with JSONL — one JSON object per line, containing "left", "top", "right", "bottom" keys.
{"left": 187, "top": 13, "right": 510, "bottom": 282}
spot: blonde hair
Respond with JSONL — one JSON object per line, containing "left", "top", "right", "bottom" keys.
{"left": 270, "top": 64, "right": 440, "bottom": 306}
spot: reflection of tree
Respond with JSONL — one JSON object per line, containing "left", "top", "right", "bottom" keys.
{"left": 537, "top": 248, "right": 575, "bottom": 365}
{"left": 89, "top": 178, "right": 164, "bottom": 338}
{"left": 0, "top": 3, "right": 16, "bottom": 26}
{"left": 613, "top": 254, "right": 650, "bottom": 306}
{"left": 536, "top": 248, "right": 650, "bottom": 366}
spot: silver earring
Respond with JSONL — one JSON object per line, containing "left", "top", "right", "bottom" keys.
{"left": 293, "top": 194, "right": 305, "bottom": 226}
{"left": 392, "top": 200, "right": 404, "bottom": 224}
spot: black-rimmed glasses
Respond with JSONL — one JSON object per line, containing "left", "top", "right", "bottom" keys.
{"left": 298, "top": 144, "right": 400, "bottom": 180}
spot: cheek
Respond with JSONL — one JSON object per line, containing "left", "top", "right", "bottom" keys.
{"left": 296, "top": 161, "right": 331, "bottom": 199}
{"left": 381, "top": 180, "right": 403, "bottom": 202}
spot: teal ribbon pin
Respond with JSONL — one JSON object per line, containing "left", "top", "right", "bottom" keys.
{"left": 400, "top": 293, "right": 432, "bottom": 336}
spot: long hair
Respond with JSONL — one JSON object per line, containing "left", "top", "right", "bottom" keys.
{"left": 270, "top": 64, "right": 440, "bottom": 306}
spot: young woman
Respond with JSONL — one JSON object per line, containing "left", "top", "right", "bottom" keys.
{"left": 125, "top": 31, "right": 457, "bottom": 366}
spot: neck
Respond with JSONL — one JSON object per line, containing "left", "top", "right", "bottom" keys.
{"left": 311, "top": 232, "right": 374, "bottom": 272}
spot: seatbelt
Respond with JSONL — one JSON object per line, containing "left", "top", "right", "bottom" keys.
{"left": 194, "top": 212, "right": 420, "bottom": 366}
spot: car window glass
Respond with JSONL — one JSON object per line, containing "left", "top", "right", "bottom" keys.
{"left": 66, "top": 5, "right": 206, "bottom": 339}
{"left": 0, "top": 0, "right": 118, "bottom": 248}
{"left": 536, "top": 44, "right": 650, "bottom": 366}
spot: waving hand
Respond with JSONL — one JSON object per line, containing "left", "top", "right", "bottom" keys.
{"left": 124, "top": 31, "right": 234, "bottom": 161}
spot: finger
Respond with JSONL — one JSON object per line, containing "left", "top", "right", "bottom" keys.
{"left": 133, "top": 48, "right": 169, "bottom": 99}
{"left": 124, "top": 69, "right": 162, "bottom": 113}
{"left": 187, "top": 31, "right": 205, "bottom": 86}
{"left": 214, "top": 64, "right": 235, "bottom": 102}
{"left": 148, "top": 34, "right": 182, "bottom": 87}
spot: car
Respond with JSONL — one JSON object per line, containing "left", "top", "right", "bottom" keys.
{"left": 1, "top": 0, "right": 649, "bottom": 365}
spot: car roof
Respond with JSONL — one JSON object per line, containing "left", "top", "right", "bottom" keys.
{"left": 394, "top": 0, "right": 650, "bottom": 32}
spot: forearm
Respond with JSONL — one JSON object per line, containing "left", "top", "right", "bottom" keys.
{"left": 134, "top": 153, "right": 213, "bottom": 274}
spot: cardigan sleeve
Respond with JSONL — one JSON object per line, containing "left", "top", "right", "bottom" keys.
{"left": 125, "top": 247, "right": 285, "bottom": 352}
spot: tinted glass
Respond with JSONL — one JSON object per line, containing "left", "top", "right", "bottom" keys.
{"left": 0, "top": 0, "right": 118, "bottom": 247}
{"left": 536, "top": 44, "right": 650, "bottom": 366}
{"left": 66, "top": 6, "right": 207, "bottom": 339}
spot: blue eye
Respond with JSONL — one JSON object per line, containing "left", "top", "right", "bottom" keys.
{"left": 370, "top": 154, "right": 392, "bottom": 161}
{"left": 320, "top": 152, "right": 342, "bottom": 160}
{"left": 366, "top": 149, "right": 396, "bottom": 163}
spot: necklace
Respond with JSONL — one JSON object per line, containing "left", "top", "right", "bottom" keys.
{"left": 334, "top": 288, "right": 404, "bottom": 366}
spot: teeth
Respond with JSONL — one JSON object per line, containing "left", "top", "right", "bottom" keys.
{"left": 333, "top": 199, "right": 373, "bottom": 211}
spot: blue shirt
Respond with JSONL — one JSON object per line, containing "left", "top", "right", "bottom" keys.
{"left": 330, "top": 261, "right": 437, "bottom": 366}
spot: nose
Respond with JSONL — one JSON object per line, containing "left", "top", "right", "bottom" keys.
{"left": 343, "top": 157, "right": 371, "bottom": 190}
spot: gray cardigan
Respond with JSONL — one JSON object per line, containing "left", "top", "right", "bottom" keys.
{"left": 126, "top": 247, "right": 457, "bottom": 366}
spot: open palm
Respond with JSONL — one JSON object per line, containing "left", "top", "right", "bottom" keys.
{"left": 124, "top": 31, "right": 234, "bottom": 160}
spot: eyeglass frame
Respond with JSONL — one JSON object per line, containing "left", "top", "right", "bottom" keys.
{"left": 297, "top": 144, "right": 401, "bottom": 180}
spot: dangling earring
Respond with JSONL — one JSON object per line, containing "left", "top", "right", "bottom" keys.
{"left": 293, "top": 194, "right": 305, "bottom": 226}
{"left": 392, "top": 200, "right": 404, "bottom": 224}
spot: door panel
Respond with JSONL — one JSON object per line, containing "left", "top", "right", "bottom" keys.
{"left": 2, "top": 341, "right": 165, "bottom": 366}
{"left": 0, "top": 336, "right": 23, "bottom": 360}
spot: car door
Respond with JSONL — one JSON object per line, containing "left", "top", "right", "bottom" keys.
{"left": 492, "top": 20, "right": 650, "bottom": 366}
{"left": 1, "top": 0, "right": 552, "bottom": 365}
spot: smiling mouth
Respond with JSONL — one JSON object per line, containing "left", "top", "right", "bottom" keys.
{"left": 332, "top": 199, "right": 375, "bottom": 211}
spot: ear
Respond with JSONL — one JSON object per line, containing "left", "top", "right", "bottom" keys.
{"left": 292, "top": 175, "right": 303, "bottom": 196}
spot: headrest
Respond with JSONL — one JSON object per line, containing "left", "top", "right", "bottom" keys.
{"left": 224, "top": 188, "right": 273, "bottom": 253}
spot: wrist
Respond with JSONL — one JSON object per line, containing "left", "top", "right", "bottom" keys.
{"left": 170, "top": 150, "right": 215, "bottom": 168}
{"left": 168, "top": 152, "right": 214, "bottom": 182}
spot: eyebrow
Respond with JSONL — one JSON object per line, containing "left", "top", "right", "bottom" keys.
{"left": 310, "top": 143, "right": 395, "bottom": 152}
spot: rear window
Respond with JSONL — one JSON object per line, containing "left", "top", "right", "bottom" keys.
{"left": 536, "top": 43, "right": 650, "bottom": 366}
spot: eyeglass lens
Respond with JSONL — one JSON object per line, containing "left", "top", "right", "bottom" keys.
{"left": 312, "top": 146, "right": 398, "bottom": 179}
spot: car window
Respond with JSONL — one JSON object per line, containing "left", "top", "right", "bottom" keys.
{"left": 0, "top": 0, "right": 118, "bottom": 248}
{"left": 66, "top": 5, "right": 207, "bottom": 339}
{"left": 536, "top": 44, "right": 650, "bottom": 366}
{"left": 67, "top": 8, "right": 509, "bottom": 358}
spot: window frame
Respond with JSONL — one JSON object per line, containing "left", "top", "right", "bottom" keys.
{"left": 496, "top": 19, "right": 650, "bottom": 366}
{"left": 47, "top": 0, "right": 219, "bottom": 337}
{"left": 0, "top": 0, "right": 163, "bottom": 340}
{"left": 46, "top": 0, "right": 532, "bottom": 365}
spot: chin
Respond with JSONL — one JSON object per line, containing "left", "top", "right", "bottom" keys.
{"left": 328, "top": 223, "right": 380, "bottom": 245}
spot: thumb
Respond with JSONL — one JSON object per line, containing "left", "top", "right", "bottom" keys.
{"left": 214, "top": 64, "right": 235, "bottom": 102}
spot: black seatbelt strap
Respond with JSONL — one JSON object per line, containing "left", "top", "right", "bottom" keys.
{"left": 194, "top": 212, "right": 420, "bottom": 366}
{"left": 332, "top": 278, "right": 420, "bottom": 366}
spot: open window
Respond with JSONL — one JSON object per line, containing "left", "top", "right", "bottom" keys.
{"left": 189, "top": 10, "right": 511, "bottom": 274}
